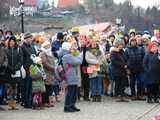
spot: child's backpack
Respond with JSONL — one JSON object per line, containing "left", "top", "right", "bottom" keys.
{"left": 30, "top": 64, "right": 44, "bottom": 80}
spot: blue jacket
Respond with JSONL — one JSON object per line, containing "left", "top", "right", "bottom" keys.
{"left": 51, "top": 40, "right": 62, "bottom": 58}
{"left": 143, "top": 52, "right": 160, "bottom": 85}
{"left": 61, "top": 50, "right": 82, "bottom": 85}
{"left": 125, "top": 46, "right": 145, "bottom": 73}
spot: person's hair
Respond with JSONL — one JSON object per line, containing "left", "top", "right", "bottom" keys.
{"left": 0, "top": 29, "right": 3, "bottom": 34}
{"left": 57, "top": 32, "right": 64, "bottom": 40}
{"left": 129, "top": 37, "right": 137, "bottom": 46}
{"left": 8, "top": 36, "right": 18, "bottom": 48}
{"left": 5, "top": 30, "right": 13, "bottom": 35}
{"left": 109, "top": 34, "right": 115, "bottom": 39}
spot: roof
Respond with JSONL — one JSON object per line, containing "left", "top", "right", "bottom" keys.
{"left": 79, "top": 22, "right": 111, "bottom": 34}
{"left": 57, "top": 0, "right": 79, "bottom": 8}
{"left": 24, "top": 0, "right": 37, "bottom": 6}
{"left": 78, "top": 22, "right": 117, "bottom": 39}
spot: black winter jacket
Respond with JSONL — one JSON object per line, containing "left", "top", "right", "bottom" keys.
{"left": 110, "top": 47, "right": 127, "bottom": 77}
{"left": 21, "top": 42, "right": 36, "bottom": 69}
{"left": 6, "top": 47, "right": 23, "bottom": 74}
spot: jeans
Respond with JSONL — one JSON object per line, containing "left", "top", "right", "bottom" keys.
{"left": 0, "top": 84, "right": 5, "bottom": 97}
{"left": 130, "top": 73, "right": 144, "bottom": 96}
{"left": 90, "top": 77, "right": 103, "bottom": 96}
{"left": 64, "top": 85, "right": 78, "bottom": 108}
{"left": 22, "top": 75, "right": 32, "bottom": 106}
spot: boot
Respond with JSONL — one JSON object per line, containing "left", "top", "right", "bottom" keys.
{"left": 8, "top": 100, "right": 18, "bottom": 110}
{"left": 154, "top": 98, "right": 159, "bottom": 103}
{"left": 92, "top": 96, "right": 96, "bottom": 102}
{"left": 49, "top": 96, "right": 55, "bottom": 107}
{"left": 97, "top": 95, "right": 102, "bottom": 102}
{"left": 55, "top": 96, "right": 60, "bottom": 102}
{"left": 147, "top": 98, "right": 153, "bottom": 103}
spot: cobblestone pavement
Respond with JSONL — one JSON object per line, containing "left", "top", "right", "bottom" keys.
{"left": 0, "top": 97, "right": 160, "bottom": 120}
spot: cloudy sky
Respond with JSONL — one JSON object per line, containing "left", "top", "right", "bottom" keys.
{"left": 114, "top": 0, "right": 160, "bottom": 8}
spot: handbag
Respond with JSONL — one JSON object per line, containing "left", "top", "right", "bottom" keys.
{"left": 11, "top": 70, "right": 21, "bottom": 78}
{"left": 21, "top": 66, "right": 26, "bottom": 79}
{"left": 11, "top": 66, "right": 26, "bottom": 79}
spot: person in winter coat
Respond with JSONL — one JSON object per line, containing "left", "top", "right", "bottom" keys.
{"left": 80, "top": 40, "right": 90, "bottom": 101}
{"left": 143, "top": 42, "right": 160, "bottom": 103}
{"left": 0, "top": 41, "right": 8, "bottom": 110}
{"left": 61, "top": 42, "right": 82, "bottom": 112}
{"left": 0, "top": 42, "right": 8, "bottom": 83}
{"left": 110, "top": 39, "right": 128, "bottom": 102}
{"left": 21, "top": 32, "right": 36, "bottom": 108}
{"left": 85, "top": 42, "right": 103, "bottom": 102}
{"left": 6, "top": 36, "right": 23, "bottom": 110}
{"left": 51, "top": 32, "right": 64, "bottom": 58}
{"left": 39, "top": 41, "right": 55, "bottom": 107}
{"left": 125, "top": 38, "right": 145, "bottom": 100}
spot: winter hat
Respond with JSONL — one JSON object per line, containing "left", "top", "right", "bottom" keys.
{"left": 41, "top": 41, "right": 50, "bottom": 48}
{"left": 113, "top": 39, "right": 125, "bottom": 47}
{"left": 144, "top": 30, "right": 150, "bottom": 35}
{"left": 23, "top": 32, "right": 33, "bottom": 39}
{"left": 151, "top": 36, "right": 158, "bottom": 42}
{"left": 142, "top": 34, "right": 151, "bottom": 40}
{"left": 129, "top": 29, "right": 136, "bottom": 35}
{"left": 62, "top": 42, "right": 72, "bottom": 51}
{"left": 148, "top": 42, "right": 157, "bottom": 51}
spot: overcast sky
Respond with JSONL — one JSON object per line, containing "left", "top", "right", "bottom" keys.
{"left": 114, "top": 0, "right": 160, "bottom": 8}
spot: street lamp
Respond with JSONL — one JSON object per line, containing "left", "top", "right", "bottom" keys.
{"left": 18, "top": 0, "right": 24, "bottom": 33}
{"left": 116, "top": 18, "right": 122, "bottom": 35}
{"left": 116, "top": 18, "right": 122, "bottom": 26}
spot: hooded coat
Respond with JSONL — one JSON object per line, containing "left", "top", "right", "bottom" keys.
{"left": 143, "top": 52, "right": 160, "bottom": 85}
{"left": 110, "top": 47, "right": 127, "bottom": 77}
{"left": 39, "top": 49, "right": 56, "bottom": 85}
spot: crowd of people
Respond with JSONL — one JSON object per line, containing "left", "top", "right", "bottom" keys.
{"left": 0, "top": 27, "right": 160, "bottom": 112}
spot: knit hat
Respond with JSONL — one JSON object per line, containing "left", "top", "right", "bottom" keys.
{"left": 113, "top": 39, "right": 125, "bottom": 47}
{"left": 151, "top": 36, "right": 158, "bottom": 42}
{"left": 62, "top": 42, "right": 72, "bottom": 51}
{"left": 41, "top": 41, "right": 50, "bottom": 48}
{"left": 148, "top": 42, "right": 157, "bottom": 51}
{"left": 142, "top": 34, "right": 151, "bottom": 40}
{"left": 129, "top": 29, "right": 136, "bottom": 34}
{"left": 23, "top": 32, "right": 33, "bottom": 39}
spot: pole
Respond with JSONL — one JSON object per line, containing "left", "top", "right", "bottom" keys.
{"left": 20, "top": 4, "right": 24, "bottom": 33}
